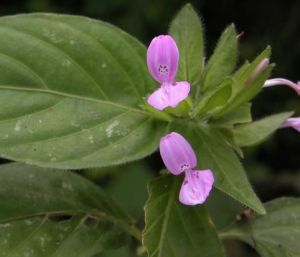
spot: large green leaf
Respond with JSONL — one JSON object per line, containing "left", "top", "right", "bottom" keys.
{"left": 200, "top": 24, "right": 238, "bottom": 94}
{"left": 169, "top": 4, "right": 204, "bottom": 93}
{"left": 143, "top": 175, "right": 225, "bottom": 257}
{"left": 234, "top": 112, "right": 293, "bottom": 147}
{"left": 0, "top": 14, "right": 167, "bottom": 169}
{"left": 220, "top": 197, "right": 300, "bottom": 257}
{"left": 173, "top": 123, "right": 265, "bottom": 214}
{"left": 0, "top": 163, "right": 137, "bottom": 257}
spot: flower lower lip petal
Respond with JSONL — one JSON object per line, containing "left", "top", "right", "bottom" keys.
{"left": 179, "top": 169, "right": 214, "bottom": 205}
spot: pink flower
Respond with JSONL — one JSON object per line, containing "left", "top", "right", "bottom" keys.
{"left": 281, "top": 118, "right": 300, "bottom": 132}
{"left": 263, "top": 78, "right": 300, "bottom": 96}
{"left": 147, "top": 35, "right": 190, "bottom": 110}
{"left": 159, "top": 132, "right": 214, "bottom": 205}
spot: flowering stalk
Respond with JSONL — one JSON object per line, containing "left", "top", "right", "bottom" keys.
{"left": 159, "top": 132, "right": 214, "bottom": 205}
{"left": 146, "top": 35, "right": 190, "bottom": 110}
{"left": 263, "top": 78, "right": 300, "bottom": 96}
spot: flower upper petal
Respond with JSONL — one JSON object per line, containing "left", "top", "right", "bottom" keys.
{"left": 147, "top": 35, "right": 179, "bottom": 83}
{"left": 179, "top": 169, "right": 214, "bottom": 205}
{"left": 159, "top": 132, "right": 197, "bottom": 175}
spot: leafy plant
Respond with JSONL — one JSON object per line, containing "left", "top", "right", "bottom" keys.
{"left": 0, "top": 3, "right": 298, "bottom": 257}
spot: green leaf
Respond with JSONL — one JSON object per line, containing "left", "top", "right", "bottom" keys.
{"left": 107, "top": 161, "right": 153, "bottom": 218}
{"left": 0, "top": 162, "right": 138, "bottom": 257}
{"left": 143, "top": 175, "right": 225, "bottom": 257}
{"left": 233, "top": 46, "right": 271, "bottom": 91}
{"left": 206, "top": 188, "right": 244, "bottom": 230}
{"left": 200, "top": 24, "right": 238, "bottom": 94}
{"left": 169, "top": 4, "right": 204, "bottom": 88}
{"left": 0, "top": 14, "right": 168, "bottom": 169}
{"left": 234, "top": 112, "right": 293, "bottom": 147}
{"left": 214, "top": 65, "right": 272, "bottom": 118}
{"left": 192, "top": 79, "right": 232, "bottom": 117}
{"left": 210, "top": 103, "right": 252, "bottom": 126}
{"left": 220, "top": 197, "right": 300, "bottom": 257}
{"left": 172, "top": 123, "right": 265, "bottom": 214}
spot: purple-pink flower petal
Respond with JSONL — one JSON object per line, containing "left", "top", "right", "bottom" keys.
{"left": 159, "top": 132, "right": 197, "bottom": 175}
{"left": 147, "top": 81, "right": 190, "bottom": 110}
{"left": 263, "top": 78, "right": 300, "bottom": 96}
{"left": 147, "top": 35, "right": 179, "bottom": 84}
{"left": 281, "top": 117, "right": 300, "bottom": 132}
{"left": 179, "top": 169, "right": 214, "bottom": 205}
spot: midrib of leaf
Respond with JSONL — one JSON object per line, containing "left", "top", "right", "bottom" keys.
{"left": 0, "top": 85, "right": 149, "bottom": 116}
{"left": 156, "top": 179, "right": 177, "bottom": 257}
{"left": 175, "top": 204, "right": 198, "bottom": 250}
{"left": 194, "top": 127, "right": 262, "bottom": 213}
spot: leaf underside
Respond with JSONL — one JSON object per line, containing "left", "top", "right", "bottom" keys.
{"left": 0, "top": 163, "right": 133, "bottom": 257}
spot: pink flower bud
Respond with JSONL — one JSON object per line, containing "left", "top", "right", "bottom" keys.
{"left": 147, "top": 35, "right": 179, "bottom": 83}
{"left": 250, "top": 58, "right": 269, "bottom": 80}
{"left": 159, "top": 132, "right": 197, "bottom": 175}
{"left": 179, "top": 170, "right": 214, "bottom": 205}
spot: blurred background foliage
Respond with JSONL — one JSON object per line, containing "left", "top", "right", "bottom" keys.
{"left": 0, "top": 0, "right": 299, "bottom": 256}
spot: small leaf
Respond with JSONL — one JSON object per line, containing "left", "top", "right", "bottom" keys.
{"left": 192, "top": 79, "right": 232, "bottom": 117}
{"left": 200, "top": 24, "right": 238, "bottom": 94}
{"left": 220, "top": 197, "right": 300, "bottom": 257}
{"left": 210, "top": 103, "right": 252, "bottom": 126}
{"left": 0, "top": 14, "right": 168, "bottom": 169}
{"left": 234, "top": 112, "right": 293, "bottom": 147}
{"left": 143, "top": 175, "right": 225, "bottom": 257}
{"left": 214, "top": 65, "right": 272, "bottom": 118}
{"left": 169, "top": 4, "right": 204, "bottom": 88}
{"left": 233, "top": 46, "right": 271, "bottom": 91}
{"left": 172, "top": 123, "right": 266, "bottom": 214}
{"left": 0, "top": 163, "right": 137, "bottom": 257}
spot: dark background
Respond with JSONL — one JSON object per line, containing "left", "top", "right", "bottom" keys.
{"left": 0, "top": 0, "right": 299, "bottom": 256}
